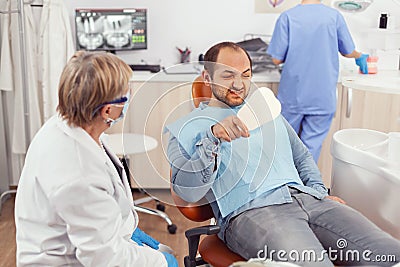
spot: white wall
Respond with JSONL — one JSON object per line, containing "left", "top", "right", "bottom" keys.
{"left": 65, "top": 0, "right": 280, "bottom": 67}
{"left": 335, "top": 0, "right": 400, "bottom": 70}
{"left": 65, "top": 0, "right": 400, "bottom": 69}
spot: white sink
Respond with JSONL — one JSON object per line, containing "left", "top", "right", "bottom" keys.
{"left": 331, "top": 128, "right": 388, "bottom": 164}
{"left": 331, "top": 128, "right": 400, "bottom": 239}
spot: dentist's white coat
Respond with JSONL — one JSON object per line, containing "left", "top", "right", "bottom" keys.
{"left": 15, "top": 115, "right": 167, "bottom": 266}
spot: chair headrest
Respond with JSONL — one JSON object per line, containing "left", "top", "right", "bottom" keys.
{"left": 192, "top": 76, "right": 212, "bottom": 108}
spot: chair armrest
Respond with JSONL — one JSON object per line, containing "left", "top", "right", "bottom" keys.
{"left": 184, "top": 225, "right": 220, "bottom": 267}
{"left": 185, "top": 225, "right": 220, "bottom": 238}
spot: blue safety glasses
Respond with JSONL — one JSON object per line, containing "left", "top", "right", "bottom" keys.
{"left": 92, "top": 80, "right": 134, "bottom": 116}
{"left": 92, "top": 95, "right": 128, "bottom": 116}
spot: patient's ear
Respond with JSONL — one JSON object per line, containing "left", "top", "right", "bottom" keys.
{"left": 202, "top": 70, "right": 211, "bottom": 86}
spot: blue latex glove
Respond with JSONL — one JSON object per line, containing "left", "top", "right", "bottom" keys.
{"left": 131, "top": 227, "right": 160, "bottom": 249}
{"left": 355, "top": 53, "right": 369, "bottom": 74}
{"left": 161, "top": 252, "right": 178, "bottom": 267}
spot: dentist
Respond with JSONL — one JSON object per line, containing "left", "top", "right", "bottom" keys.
{"left": 14, "top": 51, "right": 177, "bottom": 267}
{"left": 267, "top": 0, "right": 368, "bottom": 163}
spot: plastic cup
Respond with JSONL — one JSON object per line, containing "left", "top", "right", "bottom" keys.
{"left": 367, "top": 56, "right": 378, "bottom": 74}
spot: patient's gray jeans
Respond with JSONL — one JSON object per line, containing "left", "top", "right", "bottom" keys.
{"left": 225, "top": 188, "right": 400, "bottom": 267}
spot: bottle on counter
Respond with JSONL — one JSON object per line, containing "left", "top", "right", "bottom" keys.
{"left": 379, "top": 13, "right": 388, "bottom": 29}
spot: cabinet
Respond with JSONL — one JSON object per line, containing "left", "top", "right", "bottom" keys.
{"left": 114, "top": 81, "right": 193, "bottom": 189}
{"left": 340, "top": 87, "right": 400, "bottom": 131}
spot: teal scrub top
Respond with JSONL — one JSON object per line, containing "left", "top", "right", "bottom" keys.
{"left": 267, "top": 4, "right": 355, "bottom": 114}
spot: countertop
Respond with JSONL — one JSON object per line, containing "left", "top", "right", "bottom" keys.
{"left": 341, "top": 70, "right": 400, "bottom": 95}
{"left": 132, "top": 66, "right": 400, "bottom": 95}
{"left": 132, "top": 67, "right": 282, "bottom": 83}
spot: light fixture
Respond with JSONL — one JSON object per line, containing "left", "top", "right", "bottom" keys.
{"left": 332, "top": 0, "right": 373, "bottom": 12}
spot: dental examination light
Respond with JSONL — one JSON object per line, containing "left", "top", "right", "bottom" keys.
{"left": 332, "top": 0, "right": 373, "bottom": 12}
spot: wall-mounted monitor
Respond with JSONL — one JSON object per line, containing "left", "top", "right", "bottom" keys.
{"left": 75, "top": 8, "right": 147, "bottom": 51}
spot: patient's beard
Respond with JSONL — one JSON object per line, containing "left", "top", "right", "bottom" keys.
{"left": 212, "top": 85, "right": 248, "bottom": 107}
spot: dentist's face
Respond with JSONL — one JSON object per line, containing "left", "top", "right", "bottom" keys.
{"left": 208, "top": 47, "right": 252, "bottom": 107}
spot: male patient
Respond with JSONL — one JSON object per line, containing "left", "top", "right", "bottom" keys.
{"left": 166, "top": 41, "right": 400, "bottom": 267}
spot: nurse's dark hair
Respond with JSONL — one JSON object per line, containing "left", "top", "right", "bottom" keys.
{"left": 57, "top": 51, "right": 132, "bottom": 127}
{"left": 204, "top": 41, "right": 252, "bottom": 77}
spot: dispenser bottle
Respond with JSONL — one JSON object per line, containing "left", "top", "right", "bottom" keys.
{"left": 379, "top": 14, "right": 388, "bottom": 29}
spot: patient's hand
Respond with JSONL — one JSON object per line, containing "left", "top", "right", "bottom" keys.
{"left": 212, "top": 115, "right": 249, "bottom": 142}
{"left": 325, "top": 195, "right": 346, "bottom": 204}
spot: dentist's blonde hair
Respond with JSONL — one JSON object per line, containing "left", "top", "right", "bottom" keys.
{"left": 57, "top": 51, "right": 132, "bottom": 127}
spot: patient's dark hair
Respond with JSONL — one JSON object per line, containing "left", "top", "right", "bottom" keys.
{"left": 204, "top": 41, "right": 252, "bottom": 77}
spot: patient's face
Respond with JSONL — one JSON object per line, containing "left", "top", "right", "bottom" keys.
{"left": 210, "top": 47, "right": 252, "bottom": 107}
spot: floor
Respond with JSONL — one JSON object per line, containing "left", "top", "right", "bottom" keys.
{"left": 0, "top": 190, "right": 209, "bottom": 267}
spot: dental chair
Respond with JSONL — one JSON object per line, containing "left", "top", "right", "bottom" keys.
{"left": 170, "top": 76, "right": 245, "bottom": 267}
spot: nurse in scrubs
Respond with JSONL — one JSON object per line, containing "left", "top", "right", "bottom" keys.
{"left": 267, "top": 0, "right": 368, "bottom": 162}
{"left": 14, "top": 51, "right": 177, "bottom": 267}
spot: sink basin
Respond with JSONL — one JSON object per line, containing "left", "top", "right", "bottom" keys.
{"left": 333, "top": 128, "right": 387, "bottom": 148}
{"left": 331, "top": 128, "right": 388, "bottom": 165}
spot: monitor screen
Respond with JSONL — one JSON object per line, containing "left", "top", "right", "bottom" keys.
{"left": 75, "top": 8, "right": 147, "bottom": 51}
